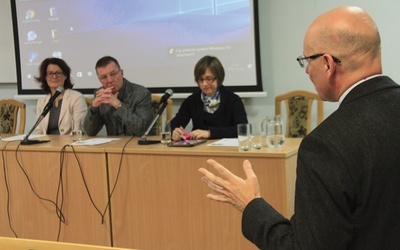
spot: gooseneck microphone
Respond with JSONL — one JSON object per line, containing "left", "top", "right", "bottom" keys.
{"left": 138, "top": 89, "right": 173, "bottom": 145}
{"left": 158, "top": 88, "right": 173, "bottom": 106}
{"left": 21, "top": 86, "right": 65, "bottom": 145}
{"left": 40, "top": 86, "right": 64, "bottom": 118}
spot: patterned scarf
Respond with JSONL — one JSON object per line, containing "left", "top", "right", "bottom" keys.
{"left": 201, "top": 89, "right": 220, "bottom": 114}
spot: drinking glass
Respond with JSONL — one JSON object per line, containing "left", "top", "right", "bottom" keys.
{"left": 250, "top": 122, "right": 262, "bottom": 150}
{"left": 265, "top": 115, "right": 285, "bottom": 148}
{"left": 237, "top": 123, "right": 251, "bottom": 152}
{"left": 160, "top": 120, "right": 171, "bottom": 145}
{"left": 72, "top": 119, "right": 83, "bottom": 142}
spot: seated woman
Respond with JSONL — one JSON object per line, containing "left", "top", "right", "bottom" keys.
{"left": 171, "top": 55, "right": 248, "bottom": 141}
{"left": 34, "top": 58, "right": 87, "bottom": 135}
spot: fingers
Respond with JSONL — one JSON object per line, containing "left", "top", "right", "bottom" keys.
{"left": 172, "top": 127, "right": 185, "bottom": 141}
{"left": 189, "top": 129, "right": 210, "bottom": 140}
{"left": 206, "top": 193, "right": 233, "bottom": 203}
{"left": 206, "top": 159, "right": 235, "bottom": 181}
{"left": 199, "top": 162, "right": 246, "bottom": 211}
{"left": 95, "top": 88, "right": 116, "bottom": 105}
{"left": 205, "top": 159, "right": 254, "bottom": 182}
{"left": 188, "top": 130, "right": 197, "bottom": 140}
{"left": 199, "top": 159, "right": 259, "bottom": 212}
{"left": 242, "top": 160, "right": 256, "bottom": 180}
{"left": 199, "top": 171, "right": 232, "bottom": 202}
{"left": 199, "top": 162, "right": 227, "bottom": 189}
{"left": 96, "top": 87, "right": 113, "bottom": 96}
{"left": 201, "top": 176, "right": 223, "bottom": 190}
{"left": 198, "top": 159, "right": 234, "bottom": 195}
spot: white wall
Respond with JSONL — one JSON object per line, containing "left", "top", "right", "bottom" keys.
{"left": 1, "top": 1, "right": 400, "bottom": 134}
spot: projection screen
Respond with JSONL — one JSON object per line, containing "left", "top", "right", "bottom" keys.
{"left": 11, "top": 0, "right": 262, "bottom": 95}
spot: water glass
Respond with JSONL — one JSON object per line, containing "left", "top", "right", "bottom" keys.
{"left": 250, "top": 122, "right": 262, "bottom": 150}
{"left": 72, "top": 120, "right": 83, "bottom": 142}
{"left": 237, "top": 123, "right": 251, "bottom": 152}
{"left": 265, "top": 115, "right": 285, "bottom": 148}
{"left": 160, "top": 120, "right": 171, "bottom": 145}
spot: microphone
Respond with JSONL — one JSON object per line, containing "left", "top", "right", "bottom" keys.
{"left": 138, "top": 89, "right": 174, "bottom": 145}
{"left": 40, "top": 86, "right": 64, "bottom": 118}
{"left": 21, "top": 86, "right": 64, "bottom": 145}
{"left": 158, "top": 89, "right": 173, "bottom": 106}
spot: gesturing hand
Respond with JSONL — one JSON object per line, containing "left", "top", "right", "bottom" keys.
{"left": 198, "top": 159, "right": 261, "bottom": 212}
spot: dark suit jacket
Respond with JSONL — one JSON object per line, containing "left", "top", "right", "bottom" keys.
{"left": 242, "top": 76, "right": 400, "bottom": 249}
{"left": 84, "top": 78, "right": 152, "bottom": 136}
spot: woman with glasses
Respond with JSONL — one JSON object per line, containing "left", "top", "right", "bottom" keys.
{"left": 34, "top": 57, "right": 87, "bottom": 135}
{"left": 170, "top": 55, "right": 248, "bottom": 141}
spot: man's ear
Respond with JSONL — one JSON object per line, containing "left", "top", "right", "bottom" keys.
{"left": 323, "top": 54, "right": 338, "bottom": 75}
{"left": 322, "top": 54, "right": 331, "bottom": 71}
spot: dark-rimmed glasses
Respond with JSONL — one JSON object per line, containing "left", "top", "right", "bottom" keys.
{"left": 197, "top": 77, "right": 217, "bottom": 84}
{"left": 296, "top": 53, "right": 341, "bottom": 68}
{"left": 46, "top": 71, "right": 64, "bottom": 78}
{"left": 98, "top": 69, "right": 121, "bottom": 82}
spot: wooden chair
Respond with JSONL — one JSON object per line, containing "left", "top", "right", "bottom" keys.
{"left": 85, "top": 97, "right": 93, "bottom": 106}
{"left": 275, "top": 90, "right": 324, "bottom": 138}
{"left": 0, "top": 98, "right": 26, "bottom": 134}
{"left": 151, "top": 94, "right": 173, "bottom": 135}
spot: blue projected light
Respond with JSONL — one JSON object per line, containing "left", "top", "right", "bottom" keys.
{"left": 12, "top": 0, "right": 262, "bottom": 95}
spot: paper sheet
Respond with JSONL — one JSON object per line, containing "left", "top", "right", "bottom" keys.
{"left": 71, "top": 138, "right": 121, "bottom": 146}
{"left": 207, "top": 138, "right": 238, "bottom": 147}
{"left": 1, "top": 134, "right": 45, "bottom": 141}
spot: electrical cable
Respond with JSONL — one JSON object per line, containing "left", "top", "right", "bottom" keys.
{"left": 68, "top": 144, "right": 104, "bottom": 220}
{"left": 2, "top": 141, "right": 19, "bottom": 237}
{"left": 3, "top": 136, "right": 135, "bottom": 240}
{"left": 15, "top": 142, "right": 65, "bottom": 222}
{"left": 101, "top": 136, "right": 135, "bottom": 220}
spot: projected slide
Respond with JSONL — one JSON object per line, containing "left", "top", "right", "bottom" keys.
{"left": 12, "top": 0, "right": 261, "bottom": 94}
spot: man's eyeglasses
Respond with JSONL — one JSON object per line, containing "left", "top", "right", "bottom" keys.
{"left": 296, "top": 53, "right": 341, "bottom": 68}
{"left": 197, "top": 77, "right": 217, "bottom": 84}
{"left": 46, "top": 71, "right": 64, "bottom": 78}
{"left": 98, "top": 69, "right": 121, "bottom": 82}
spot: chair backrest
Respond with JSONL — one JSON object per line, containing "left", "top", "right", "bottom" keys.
{"left": 275, "top": 90, "right": 324, "bottom": 138}
{"left": 151, "top": 94, "right": 173, "bottom": 135}
{"left": 0, "top": 98, "right": 26, "bottom": 134}
{"left": 85, "top": 97, "right": 93, "bottom": 106}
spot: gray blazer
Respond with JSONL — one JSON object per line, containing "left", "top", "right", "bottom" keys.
{"left": 84, "top": 78, "right": 152, "bottom": 136}
{"left": 242, "top": 76, "right": 400, "bottom": 249}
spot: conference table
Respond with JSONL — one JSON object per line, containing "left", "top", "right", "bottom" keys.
{"left": 0, "top": 236, "right": 136, "bottom": 250}
{"left": 0, "top": 135, "right": 301, "bottom": 250}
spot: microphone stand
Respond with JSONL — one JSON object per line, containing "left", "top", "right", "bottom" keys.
{"left": 138, "top": 101, "right": 168, "bottom": 145}
{"left": 21, "top": 112, "right": 52, "bottom": 145}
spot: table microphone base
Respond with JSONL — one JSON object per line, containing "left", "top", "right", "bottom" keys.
{"left": 20, "top": 139, "right": 50, "bottom": 145}
{"left": 138, "top": 139, "right": 161, "bottom": 145}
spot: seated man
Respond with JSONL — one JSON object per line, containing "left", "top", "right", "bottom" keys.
{"left": 84, "top": 56, "right": 152, "bottom": 136}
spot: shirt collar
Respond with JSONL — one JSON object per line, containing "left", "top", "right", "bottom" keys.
{"left": 202, "top": 89, "right": 220, "bottom": 107}
{"left": 339, "top": 74, "right": 382, "bottom": 104}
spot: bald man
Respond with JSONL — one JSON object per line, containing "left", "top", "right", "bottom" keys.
{"left": 199, "top": 6, "right": 400, "bottom": 249}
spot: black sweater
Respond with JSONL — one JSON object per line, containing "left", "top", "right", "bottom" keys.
{"left": 170, "top": 86, "right": 248, "bottom": 139}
